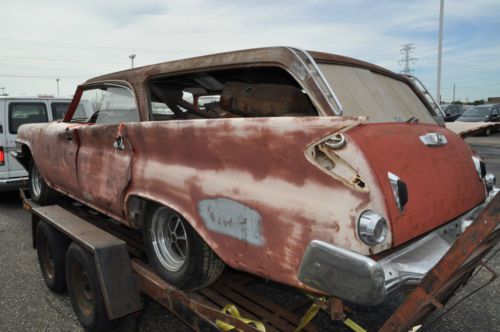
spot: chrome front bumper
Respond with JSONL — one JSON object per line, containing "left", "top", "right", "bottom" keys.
{"left": 298, "top": 187, "right": 499, "bottom": 305}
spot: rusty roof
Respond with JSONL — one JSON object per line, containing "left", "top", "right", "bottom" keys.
{"left": 85, "top": 46, "right": 400, "bottom": 85}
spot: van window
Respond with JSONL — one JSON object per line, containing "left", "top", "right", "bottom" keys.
{"left": 9, "top": 103, "right": 48, "bottom": 134}
{"left": 51, "top": 102, "right": 88, "bottom": 120}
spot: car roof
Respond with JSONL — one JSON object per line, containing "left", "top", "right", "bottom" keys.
{"left": 85, "top": 46, "right": 404, "bottom": 85}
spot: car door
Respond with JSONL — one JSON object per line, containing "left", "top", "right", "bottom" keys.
{"left": 74, "top": 84, "right": 139, "bottom": 219}
{"left": 6, "top": 100, "right": 49, "bottom": 179}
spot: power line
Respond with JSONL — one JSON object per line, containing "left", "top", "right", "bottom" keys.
{"left": 0, "top": 36, "right": 200, "bottom": 55}
{"left": 398, "top": 43, "right": 417, "bottom": 74}
{"left": 0, "top": 54, "right": 128, "bottom": 66}
{"left": 0, "top": 74, "right": 87, "bottom": 79}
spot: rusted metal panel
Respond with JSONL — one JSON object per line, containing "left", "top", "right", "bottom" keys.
{"left": 345, "top": 123, "right": 486, "bottom": 246}
{"left": 122, "top": 116, "right": 392, "bottom": 292}
{"left": 380, "top": 193, "right": 500, "bottom": 331}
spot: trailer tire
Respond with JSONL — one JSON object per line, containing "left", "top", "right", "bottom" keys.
{"left": 66, "top": 242, "right": 113, "bottom": 332}
{"left": 29, "top": 161, "right": 58, "bottom": 205}
{"left": 144, "top": 205, "right": 224, "bottom": 290}
{"left": 36, "top": 221, "right": 70, "bottom": 293}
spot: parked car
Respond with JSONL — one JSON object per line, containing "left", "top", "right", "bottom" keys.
{"left": 456, "top": 104, "right": 500, "bottom": 135}
{"left": 441, "top": 104, "right": 464, "bottom": 122}
{"left": 0, "top": 95, "right": 91, "bottom": 191}
{"left": 13, "top": 47, "right": 498, "bottom": 307}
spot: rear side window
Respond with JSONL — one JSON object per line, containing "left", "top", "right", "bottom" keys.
{"left": 8, "top": 103, "right": 48, "bottom": 134}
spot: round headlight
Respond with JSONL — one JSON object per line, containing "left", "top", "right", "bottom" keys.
{"left": 358, "top": 210, "right": 388, "bottom": 246}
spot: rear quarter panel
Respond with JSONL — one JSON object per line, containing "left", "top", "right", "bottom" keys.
{"left": 124, "top": 116, "right": 388, "bottom": 288}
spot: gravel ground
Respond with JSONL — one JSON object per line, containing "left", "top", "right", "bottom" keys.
{"left": 0, "top": 132, "right": 498, "bottom": 331}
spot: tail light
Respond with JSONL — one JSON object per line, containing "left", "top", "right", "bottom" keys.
{"left": 0, "top": 147, "right": 4, "bottom": 166}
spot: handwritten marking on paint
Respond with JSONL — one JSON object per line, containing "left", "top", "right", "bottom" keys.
{"left": 198, "top": 198, "right": 264, "bottom": 246}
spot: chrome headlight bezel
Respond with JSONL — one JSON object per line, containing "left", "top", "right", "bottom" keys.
{"left": 358, "top": 210, "right": 389, "bottom": 246}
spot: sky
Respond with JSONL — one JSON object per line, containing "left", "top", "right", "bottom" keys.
{"left": 0, "top": 0, "right": 499, "bottom": 102}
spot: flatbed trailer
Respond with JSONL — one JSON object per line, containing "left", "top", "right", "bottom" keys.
{"left": 22, "top": 190, "right": 500, "bottom": 332}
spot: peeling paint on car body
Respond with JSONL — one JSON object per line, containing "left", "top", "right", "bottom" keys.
{"left": 198, "top": 198, "right": 265, "bottom": 246}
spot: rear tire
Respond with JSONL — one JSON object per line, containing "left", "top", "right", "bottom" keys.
{"left": 36, "top": 221, "right": 70, "bottom": 293}
{"left": 66, "top": 242, "right": 113, "bottom": 332}
{"left": 29, "top": 161, "right": 58, "bottom": 205}
{"left": 143, "top": 205, "right": 224, "bottom": 290}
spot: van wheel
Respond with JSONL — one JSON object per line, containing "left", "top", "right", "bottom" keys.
{"left": 29, "top": 161, "right": 58, "bottom": 205}
{"left": 66, "top": 242, "right": 114, "bottom": 332}
{"left": 144, "top": 205, "right": 224, "bottom": 290}
{"left": 36, "top": 221, "right": 70, "bottom": 293}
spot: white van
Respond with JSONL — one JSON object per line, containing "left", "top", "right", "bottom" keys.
{"left": 0, "top": 95, "right": 91, "bottom": 191}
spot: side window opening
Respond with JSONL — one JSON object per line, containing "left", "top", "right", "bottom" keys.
{"left": 8, "top": 103, "right": 48, "bottom": 134}
{"left": 148, "top": 67, "right": 318, "bottom": 121}
{"left": 70, "top": 85, "right": 139, "bottom": 125}
{"left": 50, "top": 102, "right": 89, "bottom": 121}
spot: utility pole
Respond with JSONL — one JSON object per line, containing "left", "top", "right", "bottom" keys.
{"left": 398, "top": 43, "right": 417, "bottom": 74}
{"left": 129, "top": 54, "right": 136, "bottom": 68}
{"left": 436, "top": 0, "right": 445, "bottom": 104}
{"left": 452, "top": 83, "right": 455, "bottom": 102}
{"left": 56, "top": 78, "right": 60, "bottom": 96}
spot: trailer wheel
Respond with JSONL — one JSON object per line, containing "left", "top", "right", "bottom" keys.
{"left": 66, "top": 242, "right": 112, "bottom": 332}
{"left": 144, "top": 205, "right": 224, "bottom": 290}
{"left": 36, "top": 221, "right": 70, "bottom": 293}
{"left": 29, "top": 161, "right": 58, "bottom": 205}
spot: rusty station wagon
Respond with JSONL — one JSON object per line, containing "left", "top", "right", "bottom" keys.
{"left": 14, "top": 47, "right": 499, "bottom": 306}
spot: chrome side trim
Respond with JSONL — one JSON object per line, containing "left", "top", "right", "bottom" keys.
{"left": 287, "top": 47, "right": 344, "bottom": 115}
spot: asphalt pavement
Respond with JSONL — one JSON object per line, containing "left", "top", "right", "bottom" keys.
{"left": 0, "top": 132, "right": 499, "bottom": 331}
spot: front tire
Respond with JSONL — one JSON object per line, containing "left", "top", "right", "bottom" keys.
{"left": 143, "top": 205, "right": 224, "bottom": 290}
{"left": 29, "top": 161, "right": 58, "bottom": 205}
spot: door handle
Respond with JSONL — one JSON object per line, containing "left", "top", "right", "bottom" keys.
{"left": 65, "top": 127, "right": 73, "bottom": 141}
{"left": 113, "top": 135, "right": 125, "bottom": 150}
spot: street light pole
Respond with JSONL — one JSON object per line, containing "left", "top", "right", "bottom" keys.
{"left": 56, "top": 78, "right": 60, "bottom": 96}
{"left": 436, "top": 0, "right": 444, "bottom": 104}
{"left": 129, "top": 54, "right": 136, "bottom": 68}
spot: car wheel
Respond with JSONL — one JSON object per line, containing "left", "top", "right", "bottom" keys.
{"left": 144, "top": 205, "right": 224, "bottom": 290}
{"left": 66, "top": 242, "right": 114, "bottom": 332}
{"left": 29, "top": 161, "right": 58, "bottom": 205}
{"left": 36, "top": 221, "right": 70, "bottom": 293}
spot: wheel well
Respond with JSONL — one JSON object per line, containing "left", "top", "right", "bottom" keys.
{"left": 126, "top": 195, "right": 192, "bottom": 233}
{"left": 126, "top": 195, "right": 162, "bottom": 231}
{"left": 19, "top": 144, "right": 33, "bottom": 170}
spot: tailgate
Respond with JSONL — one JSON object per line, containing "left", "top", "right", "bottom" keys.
{"left": 345, "top": 123, "right": 486, "bottom": 246}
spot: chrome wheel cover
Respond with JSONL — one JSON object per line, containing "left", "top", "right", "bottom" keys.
{"left": 31, "top": 165, "right": 43, "bottom": 198}
{"left": 150, "top": 207, "right": 188, "bottom": 272}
